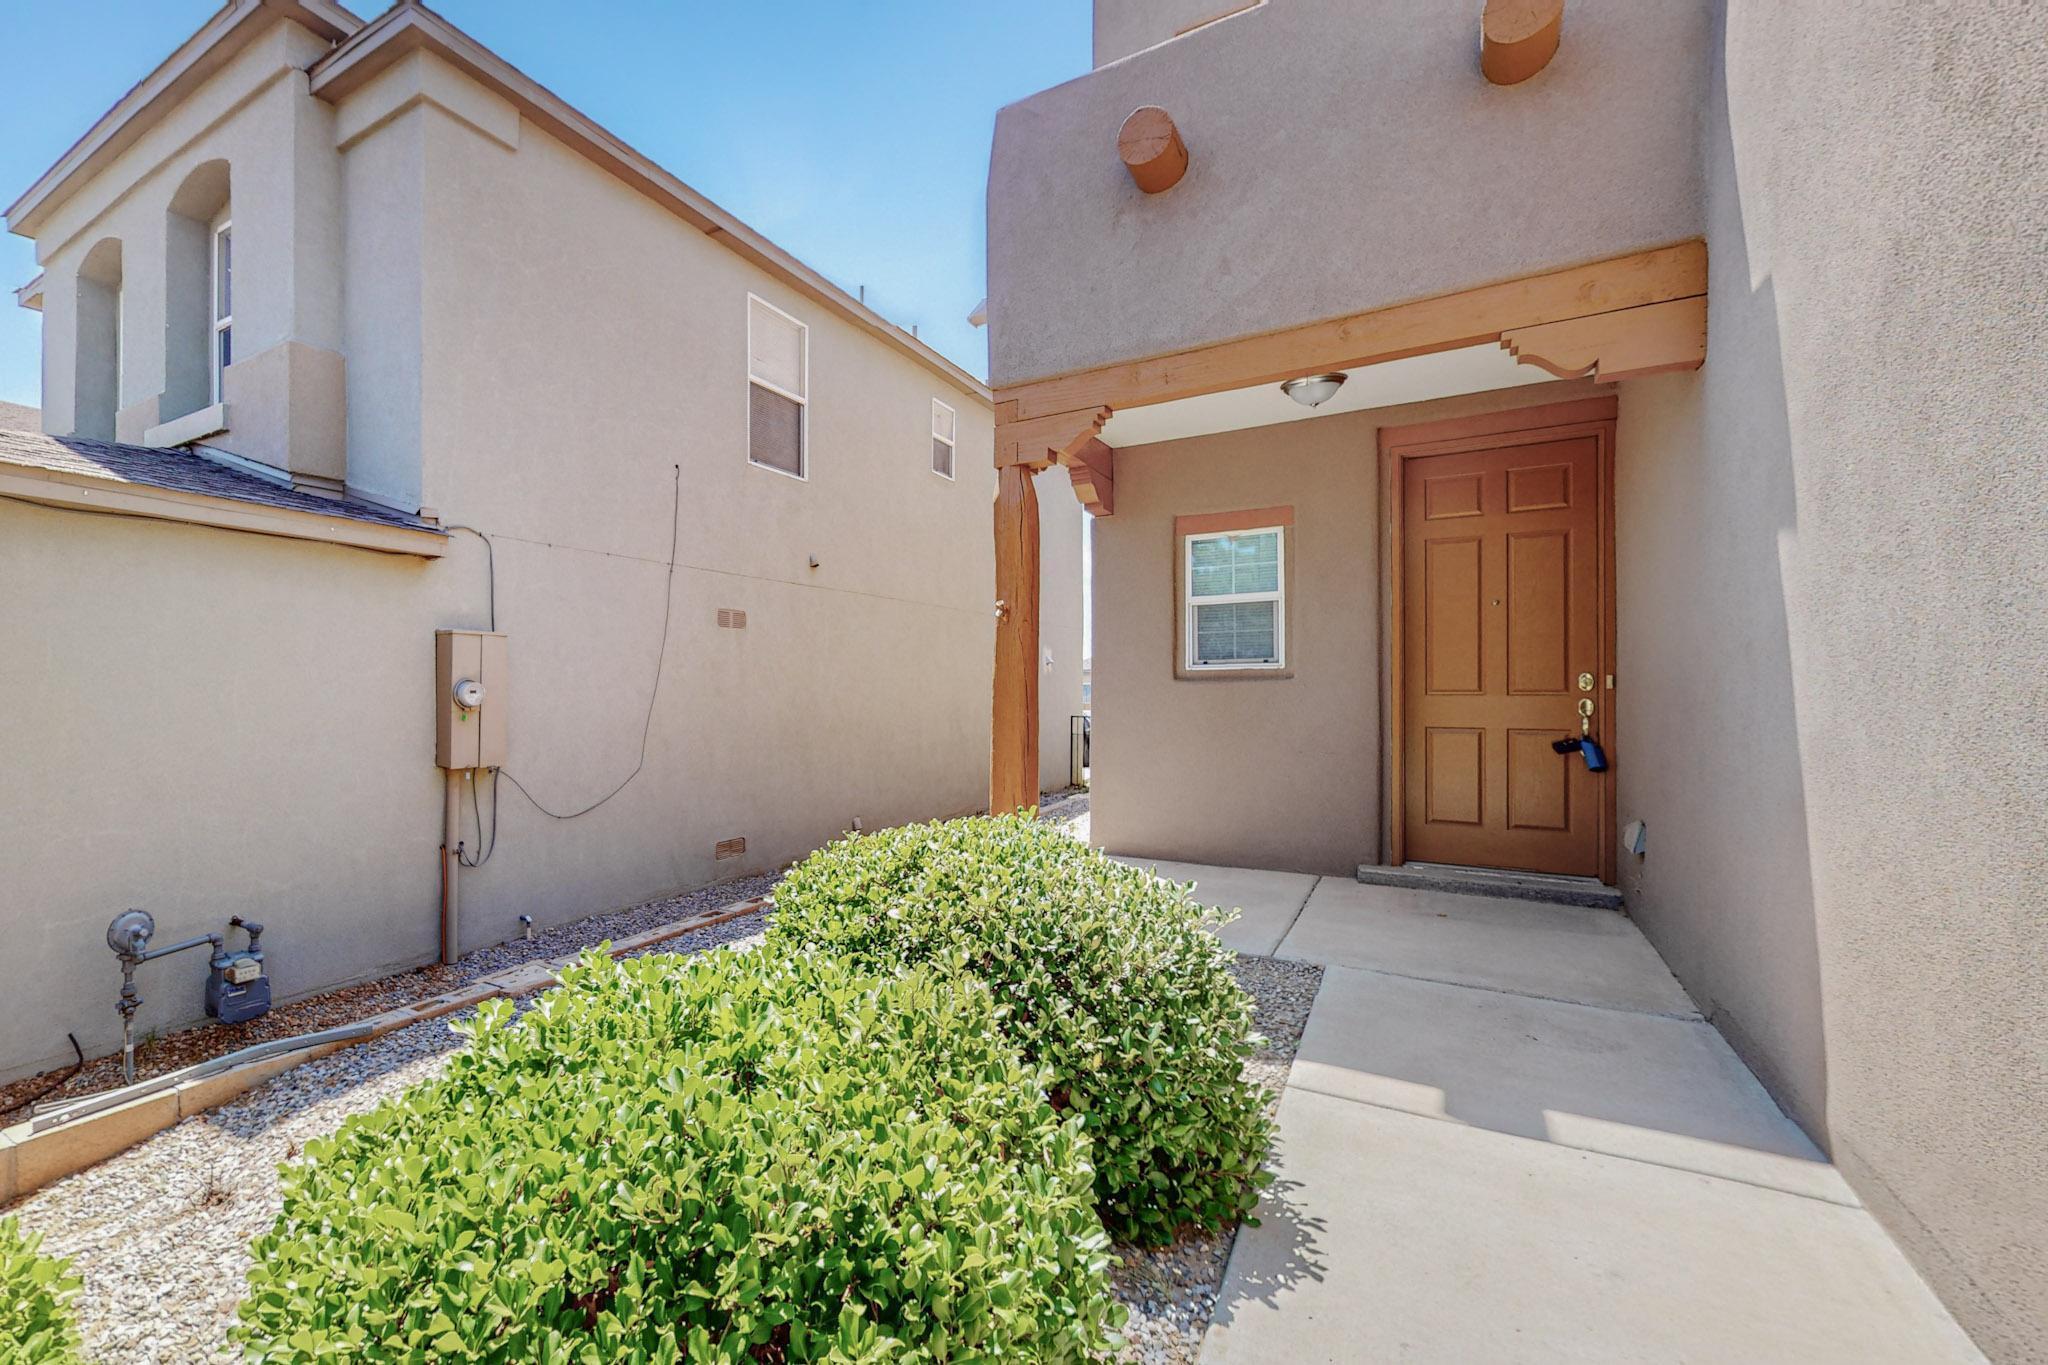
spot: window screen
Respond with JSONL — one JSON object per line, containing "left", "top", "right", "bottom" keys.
{"left": 748, "top": 295, "right": 806, "bottom": 477}
{"left": 1185, "top": 527, "right": 1285, "bottom": 668}
{"left": 931, "top": 398, "right": 956, "bottom": 478}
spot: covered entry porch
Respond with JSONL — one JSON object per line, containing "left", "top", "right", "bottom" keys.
{"left": 988, "top": 243, "right": 1708, "bottom": 884}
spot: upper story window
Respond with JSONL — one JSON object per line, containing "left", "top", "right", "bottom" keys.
{"left": 1185, "top": 525, "right": 1286, "bottom": 669}
{"left": 164, "top": 159, "right": 230, "bottom": 423}
{"left": 747, "top": 294, "right": 807, "bottom": 479}
{"left": 211, "top": 215, "right": 232, "bottom": 402}
{"left": 930, "top": 398, "right": 956, "bottom": 479}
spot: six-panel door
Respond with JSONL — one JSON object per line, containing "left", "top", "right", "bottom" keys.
{"left": 1401, "top": 436, "right": 1604, "bottom": 877}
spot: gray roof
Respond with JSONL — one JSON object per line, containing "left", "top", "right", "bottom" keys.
{"left": 0, "top": 400, "right": 39, "bottom": 433}
{"left": 0, "top": 427, "right": 440, "bottom": 533}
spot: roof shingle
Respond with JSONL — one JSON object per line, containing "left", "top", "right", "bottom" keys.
{"left": 0, "top": 427, "right": 439, "bottom": 533}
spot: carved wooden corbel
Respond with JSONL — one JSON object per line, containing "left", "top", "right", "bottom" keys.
{"left": 1499, "top": 296, "right": 1707, "bottom": 383}
{"left": 996, "top": 405, "right": 1113, "bottom": 471}
{"left": 1063, "top": 438, "right": 1115, "bottom": 518}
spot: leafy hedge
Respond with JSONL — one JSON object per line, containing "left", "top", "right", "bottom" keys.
{"left": 769, "top": 815, "right": 1271, "bottom": 1246}
{"left": 235, "top": 948, "right": 1120, "bottom": 1363}
{"left": 0, "top": 1214, "right": 84, "bottom": 1365}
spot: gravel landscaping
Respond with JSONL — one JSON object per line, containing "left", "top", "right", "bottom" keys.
{"left": 1111, "top": 952, "right": 1323, "bottom": 1365}
{"left": 1042, "top": 784, "right": 1093, "bottom": 842}
{"left": 0, "top": 872, "right": 781, "bottom": 1120}
{"left": 7, "top": 796, "right": 1323, "bottom": 1364}
{"left": 4, "top": 911, "right": 770, "bottom": 1364}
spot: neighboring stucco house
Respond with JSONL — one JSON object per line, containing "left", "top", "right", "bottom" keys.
{"left": 986, "top": 0, "right": 2042, "bottom": 1358}
{"left": 0, "top": 0, "right": 1083, "bottom": 1085}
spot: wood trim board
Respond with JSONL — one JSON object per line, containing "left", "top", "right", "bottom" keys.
{"left": 997, "top": 243, "right": 1703, "bottom": 428}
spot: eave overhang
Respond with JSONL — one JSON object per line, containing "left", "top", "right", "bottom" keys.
{"left": 0, "top": 461, "right": 447, "bottom": 557}
{"left": 307, "top": 3, "right": 991, "bottom": 405}
{"left": 4, "top": 0, "right": 364, "bottom": 240}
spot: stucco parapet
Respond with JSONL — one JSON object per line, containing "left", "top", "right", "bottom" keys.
{"left": 987, "top": 0, "right": 1711, "bottom": 387}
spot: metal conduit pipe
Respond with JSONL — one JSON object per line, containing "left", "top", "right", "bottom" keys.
{"left": 29, "top": 1020, "right": 377, "bottom": 1134}
{"left": 107, "top": 909, "right": 224, "bottom": 1085}
{"left": 442, "top": 767, "right": 463, "bottom": 965}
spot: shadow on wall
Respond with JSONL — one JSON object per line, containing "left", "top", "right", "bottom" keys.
{"left": 1615, "top": 67, "right": 1831, "bottom": 1158}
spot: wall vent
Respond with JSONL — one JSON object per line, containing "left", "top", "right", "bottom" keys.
{"left": 717, "top": 608, "right": 748, "bottom": 629}
{"left": 714, "top": 836, "right": 747, "bottom": 860}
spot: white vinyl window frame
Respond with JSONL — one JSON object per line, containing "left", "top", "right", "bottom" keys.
{"left": 1183, "top": 525, "right": 1287, "bottom": 671}
{"left": 930, "top": 397, "right": 956, "bottom": 480}
{"left": 746, "top": 292, "right": 809, "bottom": 481}
{"left": 209, "top": 213, "right": 232, "bottom": 403}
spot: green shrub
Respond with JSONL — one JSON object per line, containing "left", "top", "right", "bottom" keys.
{"left": 768, "top": 815, "right": 1272, "bottom": 1246}
{"left": 0, "top": 1214, "right": 84, "bottom": 1365}
{"left": 235, "top": 948, "right": 1120, "bottom": 1363}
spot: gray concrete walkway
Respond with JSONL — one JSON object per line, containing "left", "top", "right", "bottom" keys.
{"left": 1113, "top": 861, "right": 1985, "bottom": 1363}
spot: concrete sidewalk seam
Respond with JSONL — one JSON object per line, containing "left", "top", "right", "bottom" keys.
{"left": 1268, "top": 875, "right": 1322, "bottom": 956}
{"left": 1275, "top": 958, "right": 1703, "bottom": 1023}
{"left": 1276, "top": 1078, "right": 1865, "bottom": 1211}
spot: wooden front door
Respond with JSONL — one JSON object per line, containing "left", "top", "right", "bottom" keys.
{"left": 1390, "top": 401, "right": 1615, "bottom": 880}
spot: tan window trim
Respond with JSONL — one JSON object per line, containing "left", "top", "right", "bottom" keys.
{"left": 1173, "top": 505, "right": 1295, "bottom": 538}
{"left": 0, "top": 465, "right": 447, "bottom": 558}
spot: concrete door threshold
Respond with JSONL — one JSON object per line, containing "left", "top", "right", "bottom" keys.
{"left": 1356, "top": 860, "right": 1622, "bottom": 910}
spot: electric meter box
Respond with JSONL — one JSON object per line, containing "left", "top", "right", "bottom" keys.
{"left": 435, "top": 629, "right": 508, "bottom": 769}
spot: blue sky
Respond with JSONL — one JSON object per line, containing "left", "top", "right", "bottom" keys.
{"left": 0, "top": 0, "right": 1092, "bottom": 407}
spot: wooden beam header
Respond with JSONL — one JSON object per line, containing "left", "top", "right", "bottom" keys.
{"left": 995, "top": 241, "right": 1705, "bottom": 425}
{"left": 1482, "top": 0, "right": 1565, "bottom": 85}
{"left": 1500, "top": 296, "right": 1707, "bottom": 383}
{"left": 996, "top": 405, "right": 1112, "bottom": 470}
{"left": 1119, "top": 106, "right": 1190, "bottom": 194}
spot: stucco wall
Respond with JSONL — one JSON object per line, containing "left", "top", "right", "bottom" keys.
{"left": 393, "top": 88, "right": 1016, "bottom": 932}
{"left": 988, "top": 0, "right": 1711, "bottom": 385}
{"left": 1091, "top": 380, "right": 1605, "bottom": 876}
{"left": 1611, "top": 6, "right": 2046, "bottom": 1358}
{"left": 0, "top": 40, "right": 1079, "bottom": 1084}
{"left": 0, "top": 501, "right": 452, "bottom": 1081}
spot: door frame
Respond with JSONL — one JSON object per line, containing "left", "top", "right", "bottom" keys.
{"left": 1380, "top": 394, "right": 1620, "bottom": 884}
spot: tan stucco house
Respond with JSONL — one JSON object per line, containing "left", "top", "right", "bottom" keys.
{"left": 0, "top": 1, "right": 1083, "bottom": 1086}
{"left": 986, "top": 0, "right": 2043, "bottom": 1358}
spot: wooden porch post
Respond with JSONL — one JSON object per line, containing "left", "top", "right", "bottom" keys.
{"left": 991, "top": 462, "right": 1041, "bottom": 816}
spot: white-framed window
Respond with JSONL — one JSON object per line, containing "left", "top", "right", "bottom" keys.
{"left": 1185, "top": 525, "right": 1285, "bottom": 669}
{"left": 930, "top": 397, "right": 956, "bottom": 479}
{"left": 746, "top": 293, "right": 807, "bottom": 479}
{"left": 210, "top": 214, "right": 232, "bottom": 402}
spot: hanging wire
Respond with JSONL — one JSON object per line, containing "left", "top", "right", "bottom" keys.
{"left": 500, "top": 464, "right": 683, "bottom": 821}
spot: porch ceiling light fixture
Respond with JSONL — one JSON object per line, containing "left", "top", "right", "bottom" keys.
{"left": 1281, "top": 373, "right": 1347, "bottom": 408}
